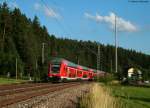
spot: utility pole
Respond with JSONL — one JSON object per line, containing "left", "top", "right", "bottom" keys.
{"left": 76, "top": 54, "right": 80, "bottom": 65}
{"left": 77, "top": 59, "right": 80, "bottom": 65}
{"left": 1, "top": 24, "right": 6, "bottom": 52}
{"left": 97, "top": 45, "right": 100, "bottom": 71}
{"left": 42, "top": 43, "right": 45, "bottom": 64}
{"left": 3, "top": 25, "right": 5, "bottom": 44}
{"left": 110, "top": 59, "right": 112, "bottom": 73}
{"left": 36, "top": 59, "right": 38, "bottom": 70}
{"left": 35, "top": 58, "right": 39, "bottom": 81}
{"left": 115, "top": 15, "right": 118, "bottom": 73}
{"left": 16, "top": 58, "right": 18, "bottom": 80}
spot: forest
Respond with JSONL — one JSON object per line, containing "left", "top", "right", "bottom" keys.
{"left": 0, "top": 2, "right": 150, "bottom": 80}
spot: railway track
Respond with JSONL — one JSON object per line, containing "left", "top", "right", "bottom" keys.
{"left": 0, "top": 83, "right": 46, "bottom": 91}
{"left": 0, "top": 82, "right": 82, "bottom": 107}
{"left": 0, "top": 83, "right": 65, "bottom": 96}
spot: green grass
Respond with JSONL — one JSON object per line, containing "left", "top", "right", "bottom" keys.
{"left": 0, "top": 77, "right": 28, "bottom": 85}
{"left": 111, "top": 85, "right": 150, "bottom": 108}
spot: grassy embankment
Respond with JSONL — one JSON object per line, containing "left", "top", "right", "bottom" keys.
{"left": 79, "top": 83, "right": 124, "bottom": 108}
{"left": 0, "top": 77, "right": 27, "bottom": 85}
{"left": 79, "top": 83, "right": 150, "bottom": 108}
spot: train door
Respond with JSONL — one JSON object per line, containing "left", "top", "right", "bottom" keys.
{"left": 67, "top": 67, "right": 76, "bottom": 80}
{"left": 77, "top": 69, "right": 83, "bottom": 78}
{"left": 82, "top": 71, "right": 88, "bottom": 79}
{"left": 60, "top": 63, "right": 67, "bottom": 78}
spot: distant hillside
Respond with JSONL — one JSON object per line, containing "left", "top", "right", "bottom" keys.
{"left": 0, "top": 2, "right": 150, "bottom": 80}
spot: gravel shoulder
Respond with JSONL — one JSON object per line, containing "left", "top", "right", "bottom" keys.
{"left": 4, "top": 83, "right": 92, "bottom": 108}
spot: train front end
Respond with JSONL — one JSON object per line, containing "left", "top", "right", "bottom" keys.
{"left": 48, "top": 61, "right": 61, "bottom": 82}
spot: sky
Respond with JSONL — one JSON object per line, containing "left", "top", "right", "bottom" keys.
{"left": 1, "top": 0, "right": 150, "bottom": 55}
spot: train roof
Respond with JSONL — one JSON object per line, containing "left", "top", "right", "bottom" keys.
{"left": 50, "top": 58, "right": 66, "bottom": 64}
{"left": 50, "top": 57, "right": 95, "bottom": 71}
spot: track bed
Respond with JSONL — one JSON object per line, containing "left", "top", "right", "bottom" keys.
{"left": 0, "top": 82, "right": 84, "bottom": 107}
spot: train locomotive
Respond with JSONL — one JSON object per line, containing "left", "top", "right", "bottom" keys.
{"left": 48, "top": 58, "right": 105, "bottom": 82}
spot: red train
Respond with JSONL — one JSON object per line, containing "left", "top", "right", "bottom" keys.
{"left": 48, "top": 58, "right": 105, "bottom": 82}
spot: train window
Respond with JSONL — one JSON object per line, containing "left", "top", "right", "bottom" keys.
{"left": 89, "top": 73, "right": 92, "bottom": 76}
{"left": 77, "top": 70, "right": 82, "bottom": 75}
{"left": 83, "top": 74, "right": 87, "bottom": 78}
{"left": 69, "top": 69, "right": 72, "bottom": 77}
{"left": 64, "top": 66, "right": 67, "bottom": 72}
{"left": 51, "top": 64, "right": 60, "bottom": 73}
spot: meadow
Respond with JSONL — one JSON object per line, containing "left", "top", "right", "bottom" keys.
{"left": 111, "top": 85, "right": 150, "bottom": 108}
{"left": 0, "top": 77, "right": 27, "bottom": 85}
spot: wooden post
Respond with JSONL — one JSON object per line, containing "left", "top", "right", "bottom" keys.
{"left": 16, "top": 58, "right": 18, "bottom": 80}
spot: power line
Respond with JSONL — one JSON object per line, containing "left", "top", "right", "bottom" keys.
{"left": 41, "top": 0, "right": 100, "bottom": 69}
{"left": 40, "top": 0, "right": 70, "bottom": 37}
{"left": 48, "top": 0, "right": 99, "bottom": 55}
{"left": 80, "top": 42, "right": 98, "bottom": 55}
{"left": 41, "top": 0, "right": 98, "bottom": 54}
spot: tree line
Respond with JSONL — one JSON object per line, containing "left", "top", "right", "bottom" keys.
{"left": 0, "top": 2, "right": 150, "bottom": 80}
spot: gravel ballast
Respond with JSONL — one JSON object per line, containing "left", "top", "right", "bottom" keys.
{"left": 5, "top": 83, "right": 92, "bottom": 108}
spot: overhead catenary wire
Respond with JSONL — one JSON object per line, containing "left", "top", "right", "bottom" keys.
{"left": 40, "top": 0, "right": 70, "bottom": 37}
{"left": 40, "top": 0, "right": 102, "bottom": 69}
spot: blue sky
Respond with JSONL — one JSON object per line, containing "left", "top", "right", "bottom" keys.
{"left": 1, "top": 0, "right": 150, "bottom": 55}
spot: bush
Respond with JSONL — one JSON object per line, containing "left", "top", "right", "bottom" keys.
{"left": 96, "top": 74, "right": 115, "bottom": 84}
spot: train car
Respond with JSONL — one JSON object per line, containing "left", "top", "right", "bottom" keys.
{"left": 48, "top": 58, "right": 95, "bottom": 82}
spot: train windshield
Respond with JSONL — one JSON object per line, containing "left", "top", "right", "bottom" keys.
{"left": 51, "top": 64, "right": 60, "bottom": 73}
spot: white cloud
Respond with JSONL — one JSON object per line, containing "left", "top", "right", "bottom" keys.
{"left": 34, "top": 3, "right": 41, "bottom": 10}
{"left": 44, "top": 7, "right": 60, "bottom": 18}
{"left": 34, "top": 3, "right": 60, "bottom": 19}
{"left": 85, "top": 12, "right": 138, "bottom": 32}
